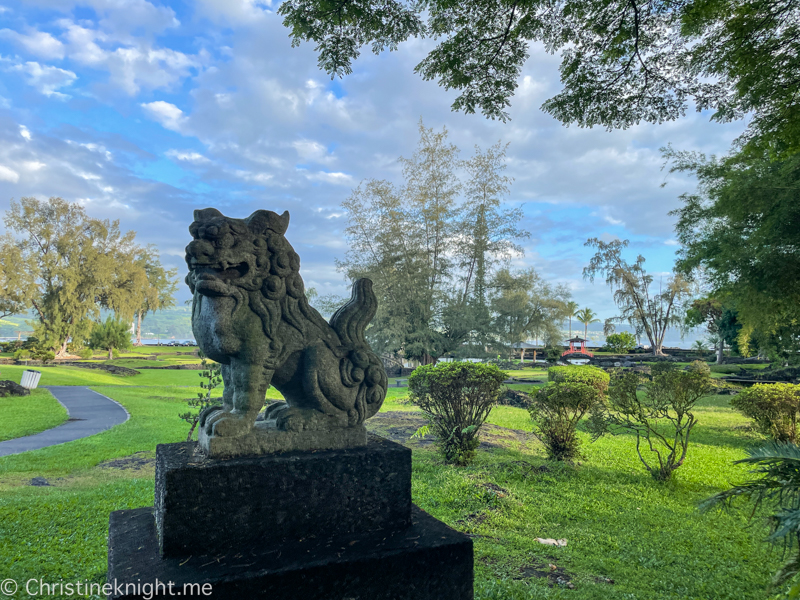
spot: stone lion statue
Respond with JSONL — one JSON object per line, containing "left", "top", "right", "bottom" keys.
{"left": 185, "top": 208, "right": 387, "bottom": 439}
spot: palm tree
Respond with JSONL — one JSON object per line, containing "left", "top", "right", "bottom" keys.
{"left": 575, "top": 307, "right": 600, "bottom": 340}
{"left": 701, "top": 441, "right": 800, "bottom": 589}
{"left": 565, "top": 301, "right": 579, "bottom": 338}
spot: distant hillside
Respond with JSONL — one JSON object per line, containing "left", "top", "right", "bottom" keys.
{"left": 0, "top": 306, "right": 195, "bottom": 341}
{"left": 138, "top": 306, "right": 194, "bottom": 340}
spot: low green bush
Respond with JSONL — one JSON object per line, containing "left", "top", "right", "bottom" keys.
{"left": 605, "top": 332, "right": 636, "bottom": 354}
{"left": 686, "top": 360, "right": 712, "bottom": 377}
{"left": 530, "top": 381, "right": 600, "bottom": 461}
{"left": 731, "top": 383, "right": 800, "bottom": 442}
{"left": 409, "top": 362, "right": 506, "bottom": 466}
{"left": 13, "top": 349, "right": 31, "bottom": 360}
{"left": 548, "top": 365, "right": 610, "bottom": 395}
{"left": 31, "top": 349, "right": 55, "bottom": 363}
{"left": 589, "top": 365, "right": 713, "bottom": 481}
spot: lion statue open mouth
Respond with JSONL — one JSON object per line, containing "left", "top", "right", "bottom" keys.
{"left": 185, "top": 208, "right": 387, "bottom": 440}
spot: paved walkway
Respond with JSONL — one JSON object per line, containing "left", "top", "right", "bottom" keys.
{"left": 0, "top": 386, "right": 129, "bottom": 457}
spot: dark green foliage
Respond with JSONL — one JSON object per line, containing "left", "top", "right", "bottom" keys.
{"left": 589, "top": 365, "right": 712, "bottom": 481}
{"left": 279, "top": 0, "right": 800, "bottom": 155}
{"left": 88, "top": 317, "right": 132, "bottom": 361}
{"left": 31, "top": 348, "right": 55, "bottom": 363}
{"left": 544, "top": 343, "right": 563, "bottom": 363}
{"left": 670, "top": 148, "right": 800, "bottom": 358}
{"left": 548, "top": 365, "right": 610, "bottom": 395}
{"left": 702, "top": 441, "right": 800, "bottom": 591}
{"left": 530, "top": 381, "right": 600, "bottom": 461}
{"left": 409, "top": 361, "right": 505, "bottom": 465}
{"left": 686, "top": 360, "right": 711, "bottom": 377}
{"left": 179, "top": 351, "right": 222, "bottom": 442}
{"left": 731, "top": 383, "right": 800, "bottom": 443}
{"left": 13, "top": 349, "right": 30, "bottom": 361}
{"left": 605, "top": 332, "right": 636, "bottom": 354}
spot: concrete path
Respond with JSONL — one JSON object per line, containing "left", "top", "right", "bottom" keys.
{"left": 0, "top": 386, "right": 129, "bottom": 457}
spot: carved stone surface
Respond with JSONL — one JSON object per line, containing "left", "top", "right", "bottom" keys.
{"left": 154, "top": 436, "right": 411, "bottom": 557}
{"left": 184, "top": 208, "right": 388, "bottom": 453}
{"left": 198, "top": 421, "right": 367, "bottom": 458}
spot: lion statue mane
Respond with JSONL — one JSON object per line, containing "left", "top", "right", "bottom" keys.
{"left": 184, "top": 208, "right": 387, "bottom": 438}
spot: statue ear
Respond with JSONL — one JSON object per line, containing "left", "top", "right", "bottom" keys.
{"left": 193, "top": 208, "right": 224, "bottom": 222}
{"left": 246, "top": 210, "right": 290, "bottom": 235}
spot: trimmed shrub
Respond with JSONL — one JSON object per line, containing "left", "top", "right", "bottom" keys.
{"left": 13, "top": 349, "right": 31, "bottom": 360}
{"left": 548, "top": 365, "right": 610, "bottom": 396}
{"left": 731, "top": 383, "right": 800, "bottom": 442}
{"left": 530, "top": 382, "right": 600, "bottom": 461}
{"left": 589, "top": 366, "right": 713, "bottom": 481}
{"left": 605, "top": 332, "right": 636, "bottom": 354}
{"left": 686, "top": 360, "right": 711, "bottom": 377}
{"left": 31, "top": 348, "right": 55, "bottom": 363}
{"left": 409, "top": 362, "right": 506, "bottom": 465}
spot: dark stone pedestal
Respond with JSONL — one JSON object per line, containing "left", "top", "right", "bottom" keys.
{"left": 155, "top": 435, "right": 412, "bottom": 556}
{"left": 108, "top": 506, "right": 472, "bottom": 600}
{"left": 108, "top": 434, "right": 474, "bottom": 599}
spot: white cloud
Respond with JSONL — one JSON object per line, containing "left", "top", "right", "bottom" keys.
{"left": 0, "top": 28, "right": 65, "bottom": 59}
{"left": 166, "top": 150, "right": 210, "bottom": 163}
{"left": 292, "top": 139, "right": 335, "bottom": 165}
{"left": 664, "top": 239, "right": 679, "bottom": 246}
{"left": 12, "top": 61, "right": 76, "bottom": 98}
{"left": 19, "top": 125, "right": 31, "bottom": 141}
{"left": 0, "top": 165, "right": 19, "bottom": 183}
{"left": 306, "top": 171, "right": 353, "bottom": 185}
{"left": 59, "top": 20, "right": 202, "bottom": 95}
{"left": 140, "top": 101, "right": 186, "bottom": 132}
{"left": 194, "top": 0, "right": 272, "bottom": 24}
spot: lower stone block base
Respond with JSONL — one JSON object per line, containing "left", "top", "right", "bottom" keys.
{"left": 108, "top": 505, "right": 473, "bottom": 600}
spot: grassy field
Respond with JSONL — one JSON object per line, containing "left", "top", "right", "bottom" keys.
{"left": 0, "top": 389, "right": 67, "bottom": 442}
{"left": 0, "top": 365, "right": 784, "bottom": 599}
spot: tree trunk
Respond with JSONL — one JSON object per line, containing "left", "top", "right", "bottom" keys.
{"left": 56, "top": 339, "right": 69, "bottom": 358}
{"left": 108, "top": 348, "right": 113, "bottom": 361}
{"left": 716, "top": 338, "right": 724, "bottom": 364}
{"left": 134, "top": 312, "right": 143, "bottom": 346}
{"left": 520, "top": 348, "right": 524, "bottom": 362}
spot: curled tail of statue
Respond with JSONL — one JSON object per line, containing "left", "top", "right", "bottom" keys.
{"left": 328, "top": 278, "right": 386, "bottom": 422}
{"left": 329, "top": 278, "right": 377, "bottom": 348}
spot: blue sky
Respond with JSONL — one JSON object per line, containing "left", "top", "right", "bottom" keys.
{"left": 0, "top": 0, "right": 747, "bottom": 344}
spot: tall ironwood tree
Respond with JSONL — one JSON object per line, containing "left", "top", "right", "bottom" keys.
{"left": 490, "top": 267, "right": 571, "bottom": 356}
{"left": 0, "top": 197, "right": 169, "bottom": 356}
{"left": 584, "top": 238, "right": 690, "bottom": 356}
{"left": 339, "top": 121, "right": 528, "bottom": 362}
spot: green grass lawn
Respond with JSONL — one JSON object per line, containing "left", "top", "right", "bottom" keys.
{"left": 0, "top": 389, "right": 67, "bottom": 442}
{"left": 0, "top": 365, "right": 784, "bottom": 599}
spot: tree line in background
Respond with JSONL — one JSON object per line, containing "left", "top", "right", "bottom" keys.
{"left": 331, "top": 121, "right": 713, "bottom": 364}
{"left": 335, "top": 120, "right": 572, "bottom": 364}
{"left": 0, "top": 197, "right": 178, "bottom": 358}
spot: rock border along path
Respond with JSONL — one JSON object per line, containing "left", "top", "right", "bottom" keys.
{"left": 0, "top": 386, "right": 129, "bottom": 457}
